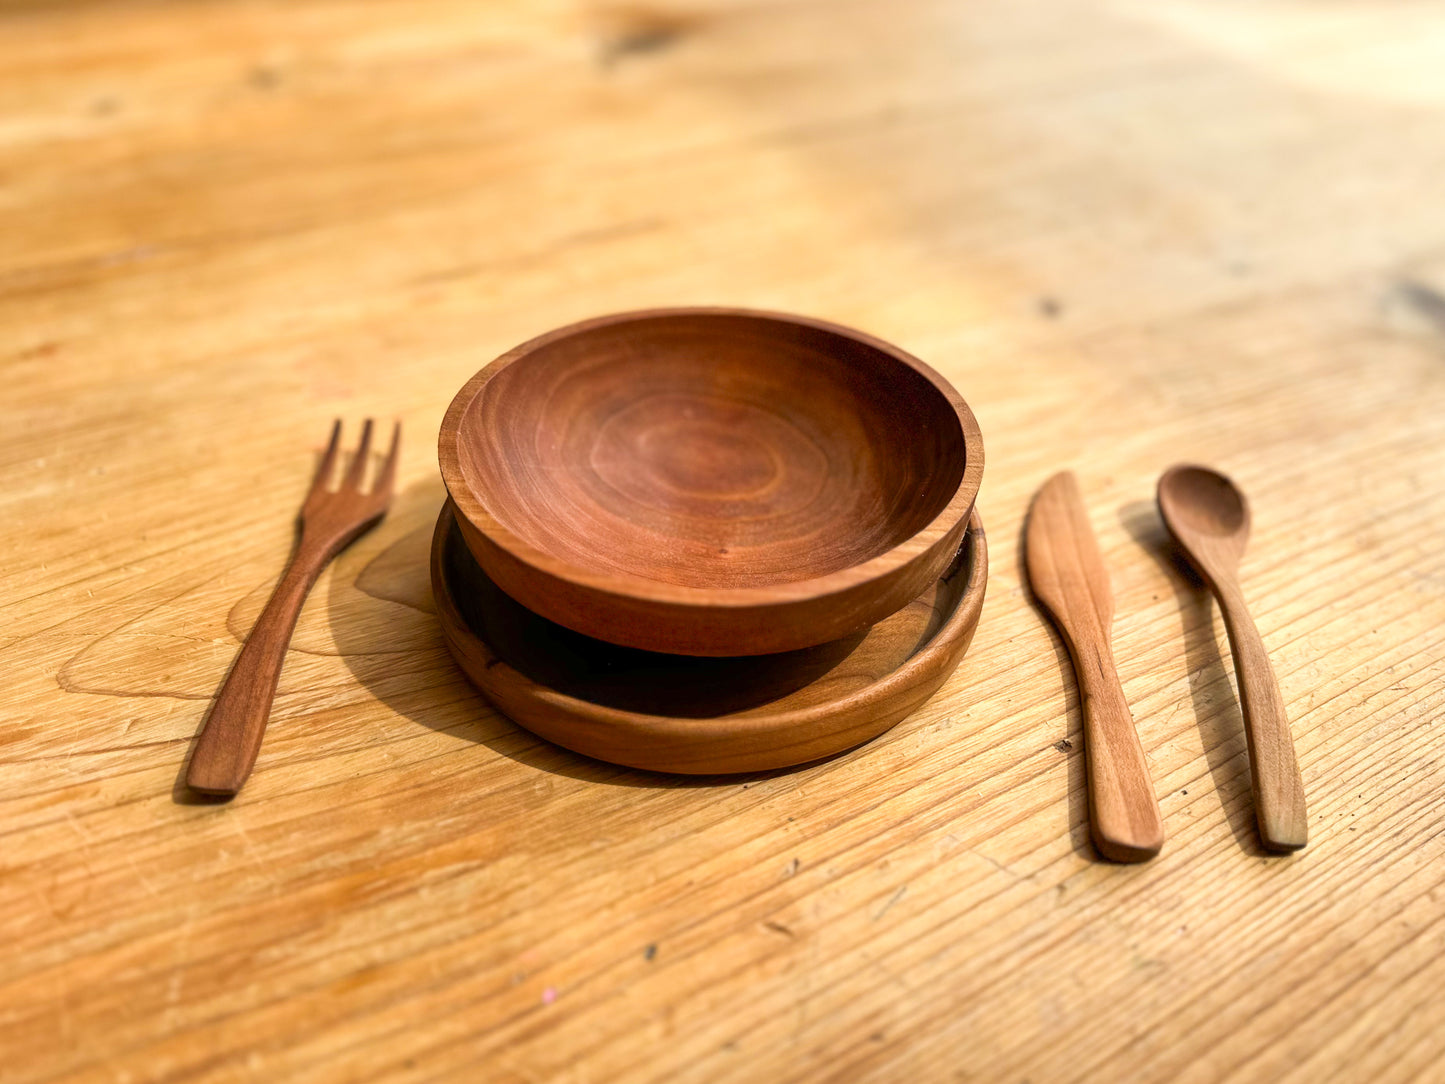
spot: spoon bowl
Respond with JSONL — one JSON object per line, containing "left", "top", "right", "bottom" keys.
{"left": 1159, "top": 465, "right": 1250, "bottom": 541}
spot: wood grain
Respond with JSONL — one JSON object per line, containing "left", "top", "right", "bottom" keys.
{"left": 439, "top": 308, "right": 982, "bottom": 655}
{"left": 1025, "top": 471, "right": 1164, "bottom": 862}
{"left": 432, "top": 499, "right": 986, "bottom": 773}
{"left": 4, "top": 1, "right": 1445, "bottom": 1082}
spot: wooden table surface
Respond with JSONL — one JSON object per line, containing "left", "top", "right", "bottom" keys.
{"left": 5, "top": 1, "right": 1444, "bottom": 1080}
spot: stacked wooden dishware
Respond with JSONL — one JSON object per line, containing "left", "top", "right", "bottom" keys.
{"left": 433, "top": 308, "right": 987, "bottom": 773}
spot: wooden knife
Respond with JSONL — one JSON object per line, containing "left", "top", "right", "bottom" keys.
{"left": 1025, "top": 471, "right": 1164, "bottom": 862}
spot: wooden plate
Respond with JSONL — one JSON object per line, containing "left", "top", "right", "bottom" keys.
{"left": 439, "top": 308, "right": 983, "bottom": 656}
{"left": 431, "top": 498, "right": 988, "bottom": 774}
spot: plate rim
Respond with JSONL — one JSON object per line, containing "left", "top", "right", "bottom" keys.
{"left": 430, "top": 496, "right": 988, "bottom": 773}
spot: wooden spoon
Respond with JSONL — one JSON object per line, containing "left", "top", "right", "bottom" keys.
{"left": 1026, "top": 471, "right": 1164, "bottom": 862}
{"left": 1157, "top": 465, "right": 1307, "bottom": 852}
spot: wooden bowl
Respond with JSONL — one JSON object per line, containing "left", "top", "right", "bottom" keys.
{"left": 432, "top": 499, "right": 989, "bottom": 774}
{"left": 439, "top": 308, "right": 983, "bottom": 656}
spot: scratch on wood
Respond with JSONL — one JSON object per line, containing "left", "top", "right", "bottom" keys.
{"left": 974, "top": 851, "right": 1020, "bottom": 880}
{"left": 409, "top": 219, "right": 664, "bottom": 286}
{"left": 872, "top": 885, "right": 906, "bottom": 921}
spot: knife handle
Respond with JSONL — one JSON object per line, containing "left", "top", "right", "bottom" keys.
{"left": 1075, "top": 645, "right": 1164, "bottom": 862}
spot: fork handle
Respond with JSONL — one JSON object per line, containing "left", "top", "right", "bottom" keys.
{"left": 186, "top": 542, "right": 330, "bottom": 796}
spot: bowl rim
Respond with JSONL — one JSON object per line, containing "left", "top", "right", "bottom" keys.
{"left": 438, "top": 306, "right": 984, "bottom": 611}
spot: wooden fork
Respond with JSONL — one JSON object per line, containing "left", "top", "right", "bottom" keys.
{"left": 186, "top": 419, "right": 400, "bottom": 796}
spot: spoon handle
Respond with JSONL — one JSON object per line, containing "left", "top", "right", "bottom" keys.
{"left": 1076, "top": 643, "right": 1165, "bottom": 862}
{"left": 1216, "top": 586, "right": 1308, "bottom": 851}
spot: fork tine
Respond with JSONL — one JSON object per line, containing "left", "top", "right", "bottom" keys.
{"left": 344, "top": 418, "right": 374, "bottom": 490}
{"left": 309, "top": 419, "right": 343, "bottom": 496}
{"left": 372, "top": 421, "right": 401, "bottom": 498}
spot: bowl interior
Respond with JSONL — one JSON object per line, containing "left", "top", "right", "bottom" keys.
{"left": 453, "top": 313, "right": 967, "bottom": 590}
